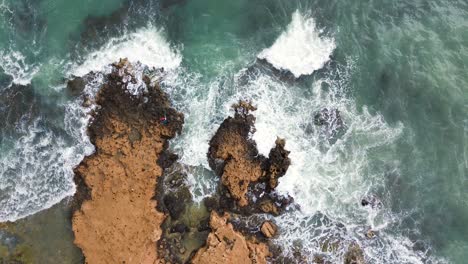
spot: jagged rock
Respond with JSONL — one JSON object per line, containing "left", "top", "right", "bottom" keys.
{"left": 260, "top": 221, "right": 278, "bottom": 238}
{"left": 207, "top": 101, "right": 291, "bottom": 207}
{"left": 191, "top": 212, "right": 271, "bottom": 264}
{"left": 71, "top": 59, "right": 184, "bottom": 264}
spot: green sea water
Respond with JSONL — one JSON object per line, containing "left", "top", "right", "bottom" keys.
{"left": 0, "top": 0, "right": 467, "bottom": 263}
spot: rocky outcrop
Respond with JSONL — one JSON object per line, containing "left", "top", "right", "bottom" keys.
{"left": 191, "top": 212, "right": 270, "bottom": 264}
{"left": 71, "top": 59, "right": 183, "bottom": 264}
{"left": 208, "top": 101, "right": 291, "bottom": 208}
{"left": 190, "top": 101, "right": 294, "bottom": 264}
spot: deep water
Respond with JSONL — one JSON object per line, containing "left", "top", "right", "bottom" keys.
{"left": 0, "top": 0, "right": 467, "bottom": 263}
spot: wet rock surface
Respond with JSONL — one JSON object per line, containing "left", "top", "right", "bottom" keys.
{"left": 207, "top": 101, "right": 291, "bottom": 209}
{"left": 260, "top": 221, "right": 278, "bottom": 238}
{"left": 66, "top": 76, "right": 86, "bottom": 97}
{"left": 155, "top": 163, "right": 211, "bottom": 264}
{"left": 71, "top": 59, "right": 183, "bottom": 264}
{"left": 190, "top": 101, "right": 297, "bottom": 264}
{"left": 68, "top": 62, "right": 285, "bottom": 264}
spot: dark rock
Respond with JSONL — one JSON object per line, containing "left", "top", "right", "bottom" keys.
{"left": 314, "top": 108, "right": 346, "bottom": 143}
{"left": 157, "top": 151, "right": 179, "bottom": 169}
{"left": 163, "top": 190, "right": 191, "bottom": 219}
{"left": 360, "top": 195, "right": 382, "bottom": 209}
{"left": 207, "top": 101, "right": 292, "bottom": 213}
{"left": 262, "top": 138, "right": 291, "bottom": 190}
{"left": 170, "top": 223, "right": 189, "bottom": 234}
{"left": 203, "top": 196, "right": 219, "bottom": 212}
{"left": 87, "top": 58, "right": 184, "bottom": 145}
{"left": 360, "top": 199, "right": 369, "bottom": 207}
{"left": 66, "top": 77, "right": 86, "bottom": 97}
{"left": 197, "top": 218, "right": 211, "bottom": 232}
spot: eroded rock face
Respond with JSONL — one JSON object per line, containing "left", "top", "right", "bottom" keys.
{"left": 191, "top": 212, "right": 270, "bottom": 264}
{"left": 208, "top": 101, "right": 291, "bottom": 208}
{"left": 71, "top": 59, "right": 183, "bottom": 264}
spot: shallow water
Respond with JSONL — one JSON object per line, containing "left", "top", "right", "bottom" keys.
{"left": 0, "top": 0, "right": 467, "bottom": 263}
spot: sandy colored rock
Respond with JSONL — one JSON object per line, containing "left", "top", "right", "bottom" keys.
{"left": 260, "top": 221, "right": 277, "bottom": 238}
{"left": 208, "top": 101, "right": 291, "bottom": 207}
{"left": 191, "top": 212, "right": 270, "bottom": 264}
{"left": 72, "top": 59, "right": 183, "bottom": 264}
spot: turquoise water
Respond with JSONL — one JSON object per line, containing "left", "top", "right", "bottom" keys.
{"left": 0, "top": 0, "right": 467, "bottom": 263}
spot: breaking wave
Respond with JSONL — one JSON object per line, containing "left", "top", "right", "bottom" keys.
{"left": 258, "top": 10, "right": 335, "bottom": 78}
{"left": 0, "top": 26, "right": 182, "bottom": 222}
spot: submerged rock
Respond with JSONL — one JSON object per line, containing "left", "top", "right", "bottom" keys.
{"left": 360, "top": 194, "right": 382, "bottom": 209}
{"left": 156, "top": 163, "right": 211, "bottom": 264}
{"left": 66, "top": 76, "right": 86, "bottom": 97}
{"left": 313, "top": 108, "right": 346, "bottom": 143}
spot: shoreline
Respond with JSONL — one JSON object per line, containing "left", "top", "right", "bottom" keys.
{"left": 1, "top": 59, "right": 365, "bottom": 264}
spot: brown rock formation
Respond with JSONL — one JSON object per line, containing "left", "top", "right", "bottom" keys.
{"left": 191, "top": 212, "right": 270, "bottom": 264}
{"left": 260, "top": 221, "right": 278, "bottom": 238}
{"left": 208, "top": 101, "right": 291, "bottom": 207}
{"left": 71, "top": 59, "right": 183, "bottom": 264}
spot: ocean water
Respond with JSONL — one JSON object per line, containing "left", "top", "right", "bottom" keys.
{"left": 0, "top": 0, "right": 467, "bottom": 263}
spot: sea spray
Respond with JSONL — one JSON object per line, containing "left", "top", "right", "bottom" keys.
{"left": 71, "top": 26, "right": 182, "bottom": 77}
{"left": 258, "top": 10, "right": 335, "bottom": 78}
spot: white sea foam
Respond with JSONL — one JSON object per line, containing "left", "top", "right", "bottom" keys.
{"left": 258, "top": 10, "right": 335, "bottom": 78}
{"left": 71, "top": 26, "right": 182, "bottom": 77}
{"left": 226, "top": 63, "right": 441, "bottom": 262}
{"left": 0, "top": 26, "right": 183, "bottom": 222}
{"left": 0, "top": 50, "right": 40, "bottom": 85}
{"left": 0, "top": 117, "right": 92, "bottom": 222}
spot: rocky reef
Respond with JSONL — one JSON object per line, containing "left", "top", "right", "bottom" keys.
{"left": 67, "top": 57, "right": 297, "bottom": 264}
{"left": 52, "top": 59, "right": 366, "bottom": 264}
{"left": 71, "top": 59, "right": 183, "bottom": 263}
{"left": 68, "top": 59, "right": 285, "bottom": 264}
{"left": 207, "top": 101, "right": 292, "bottom": 214}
